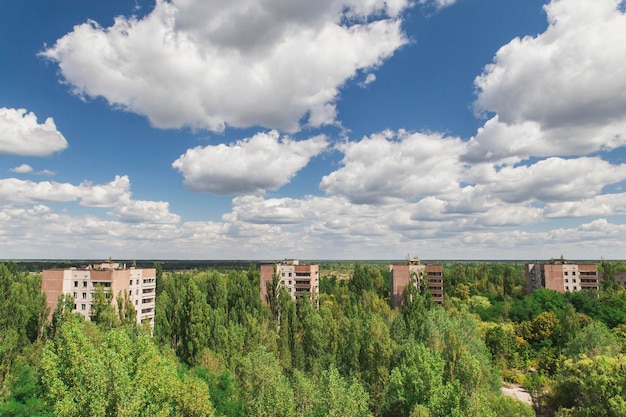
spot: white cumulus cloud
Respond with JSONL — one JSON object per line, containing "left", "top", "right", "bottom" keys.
{"left": 172, "top": 130, "right": 328, "bottom": 194}
{"left": 37, "top": 169, "right": 55, "bottom": 177}
{"left": 0, "top": 178, "right": 85, "bottom": 205}
{"left": 320, "top": 130, "right": 466, "bottom": 204}
{"left": 469, "top": 157, "right": 626, "bottom": 204}
{"left": 361, "top": 73, "right": 377, "bottom": 87}
{"left": 0, "top": 108, "right": 68, "bottom": 156}
{"left": 420, "top": 0, "right": 457, "bottom": 9}
{"left": 544, "top": 192, "right": 626, "bottom": 218}
{"left": 0, "top": 175, "right": 179, "bottom": 224}
{"left": 10, "top": 164, "right": 33, "bottom": 174}
{"left": 110, "top": 200, "right": 180, "bottom": 224}
{"left": 41, "top": 0, "right": 409, "bottom": 133}
{"left": 469, "top": 0, "right": 626, "bottom": 163}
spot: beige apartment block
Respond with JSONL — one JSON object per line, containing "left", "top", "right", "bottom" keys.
{"left": 389, "top": 259, "right": 444, "bottom": 308}
{"left": 260, "top": 259, "right": 319, "bottom": 305}
{"left": 525, "top": 258, "right": 600, "bottom": 294}
{"left": 41, "top": 262, "right": 156, "bottom": 327}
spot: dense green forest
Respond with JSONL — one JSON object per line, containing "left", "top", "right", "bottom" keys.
{"left": 2, "top": 260, "right": 626, "bottom": 416}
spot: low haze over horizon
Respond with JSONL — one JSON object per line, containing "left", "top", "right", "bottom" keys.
{"left": 1, "top": 0, "right": 626, "bottom": 260}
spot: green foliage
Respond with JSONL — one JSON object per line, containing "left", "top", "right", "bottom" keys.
{"left": 193, "top": 367, "right": 245, "bottom": 417}
{"left": 612, "top": 323, "right": 626, "bottom": 352}
{"left": 600, "top": 260, "right": 621, "bottom": 293}
{"left": 266, "top": 272, "right": 282, "bottom": 323}
{"left": 400, "top": 275, "right": 432, "bottom": 341}
{"left": 348, "top": 263, "right": 374, "bottom": 299}
{"left": 236, "top": 346, "right": 296, "bottom": 417}
{"left": 488, "top": 394, "right": 535, "bottom": 417}
{"left": 90, "top": 284, "right": 119, "bottom": 329}
{"left": 530, "top": 311, "right": 560, "bottom": 346}
{"left": 594, "top": 292, "right": 626, "bottom": 328}
{"left": 290, "top": 366, "right": 373, "bottom": 417}
{"left": 559, "top": 303, "right": 580, "bottom": 348}
{"left": 510, "top": 289, "right": 566, "bottom": 322}
{"left": 386, "top": 343, "right": 445, "bottom": 416}
{"left": 182, "top": 278, "right": 211, "bottom": 365}
{"left": 0, "top": 363, "right": 52, "bottom": 417}
{"left": 0, "top": 263, "right": 48, "bottom": 394}
{"left": 523, "top": 371, "right": 547, "bottom": 411}
{"left": 567, "top": 290, "right": 626, "bottom": 329}
{"left": 41, "top": 319, "right": 215, "bottom": 417}
{"left": 154, "top": 269, "right": 265, "bottom": 366}
{"left": 24, "top": 261, "right": 626, "bottom": 416}
{"left": 485, "top": 325, "right": 514, "bottom": 364}
{"left": 116, "top": 290, "right": 137, "bottom": 325}
{"left": 444, "top": 262, "right": 526, "bottom": 302}
{"left": 550, "top": 354, "right": 626, "bottom": 417}
{"left": 155, "top": 262, "right": 164, "bottom": 297}
{"left": 563, "top": 321, "right": 621, "bottom": 358}
{"left": 299, "top": 298, "right": 329, "bottom": 373}
{"left": 423, "top": 309, "right": 500, "bottom": 394}
{"left": 319, "top": 367, "right": 372, "bottom": 417}
{"left": 359, "top": 313, "right": 392, "bottom": 412}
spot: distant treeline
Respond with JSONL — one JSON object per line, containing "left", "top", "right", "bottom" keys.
{"left": 4, "top": 259, "right": 262, "bottom": 272}
{"left": 6, "top": 258, "right": 612, "bottom": 273}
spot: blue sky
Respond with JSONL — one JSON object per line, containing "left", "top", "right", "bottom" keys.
{"left": 1, "top": 0, "right": 626, "bottom": 260}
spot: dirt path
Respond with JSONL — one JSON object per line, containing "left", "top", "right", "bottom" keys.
{"left": 501, "top": 384, "right": 532, "bottom": 406}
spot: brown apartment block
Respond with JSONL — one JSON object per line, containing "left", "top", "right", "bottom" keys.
{"left": 260, "top": 259, "right": 319, "bottom": 305}
{"left": 389, "top": 260, "right": 444, "bottom": 308}
{"left": 41, "top": 262, "right": 156, "bottom": 326}
{"left": 525, "top": 258, "right": 601, "bottom": 294}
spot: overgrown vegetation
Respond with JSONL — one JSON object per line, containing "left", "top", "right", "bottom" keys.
{"left": 2, "top": 260, "right": 626, "bottom": 416}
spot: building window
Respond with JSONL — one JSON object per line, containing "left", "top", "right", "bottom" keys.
{"left": 288, "top": 272, "right": 292, "bottom": 277}
{"left": 73, "top": 292, "right": 77, "bottom": 298}
{"left": 289, "top": 281, "right": 292, "bottom": 285}
{"left": 572, "top": 271, "right": 576, "bottom": 275}
{"left": 83, "top": 281, "right": 87, "bottom": 287}
{"left": 135, "top": 300, "right": 138, "bottom": 305}
{"left": 565, "top": 279, "right": 569, "bottom": 283}
{"left": 74, "top": 281, "right": 78, "bottom": 287}
{"left": 282, "top": 273, "right": 285, "bottom": 277}
{"left": 81, "top": 304, "right": 86, "bottom": 311}
{"left": 82, "top": 292, "right": 86, "bottom": 299}
{"left": 564, "top": 272, "right": 568, "bottom": 276}
{"left": 566, "top": 286, "right": 569, "bottom": 291}
{"left": 130, "top": 280, "right": 133, "bottom": 285}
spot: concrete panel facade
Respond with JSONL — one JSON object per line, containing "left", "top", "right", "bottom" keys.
{"left": 260, "top": 260, "right": 319, "bottom": 305}
{"left": 525, "top": 259, "right": 600, "bottom": 294}
{"left": 42, "top": 262, "right": 156, "bottom": 326}
{"left": 390, "top": 261, "right": 444, "bottom": 308}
